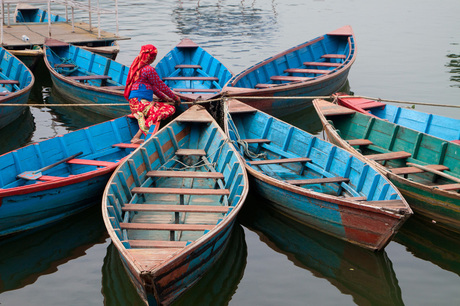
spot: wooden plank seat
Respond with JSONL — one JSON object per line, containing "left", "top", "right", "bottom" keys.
{"left": 434, "top": 184, "right": 460, "bottom": 191}
{"left": 0, "top": 80, "right": 19, "bottom": 85}
{"left": 68, "top": 75, "right": 112, "bottom": 81}
{"left": 38, "top": 175, "right": 65, "bottom": 181}
{"left": 147, "top": 170, "right": 224, "bottom": 179}
{"left": 241, "top": 138, "right": 271, "bottom": 144}
{"left": 270, "top": 76, "right": 312, "bottom": 82}
{"left": 120, "top": 223, "right": 215, "bottom": 231}
{"left": 128, "top": 240, "right": 188, "bottom": 248}
{"left": 363, "top": 200, "right": 407, "bottom": 207}
{"left": 286, "top": 176, "right": 349, "bottom": 185}
{"left": 347, "top": 196, "right": 367, "bottom": 201}
{"left": 55, "top": 63, "right": 76, "bottom": 68}
{"left": 366, "top": 151, "right": 411, "bottom": 162}
{"left": 322, "top": 108, "right": 356, "bottom": 116}
{"left": 122, "top": 204, "right": 230, "bottom": 213}
{"left": 66, "top": 159, "right": 117, "bottom": 167}
{"left": 255, "top": 83, "right": 275, "bottom": 89}
{"left": 0, "top": 91, "right": 10, "bottom": 96}
{"left": 112, "top": 143, "right": 140, "bottom": 149}
{"left": 390, "top": 164, "right": 449, "bottom": 175}
{"left": 173, "top": 88, "right": 220, "bottom": 92}
{"left": 303, "top": 61, "right": 341, "bottom": 67}
{"left": 452, "top": 140, "right": 460, "bottom": 144}
{"left": 103, "top": 85, "right": 125, "bottom": 90}
{"left": 321, "top": 54, "right": 346, "bottom": 59}
{"left": 175, "top": 64, "right": 202, "bottom": 69}
{"left": 249, "top": 157, "right": 312, "bottom": 165}
{"left": 284, "top": 68, "right": 331, "bottom": 74}
{"left": 163, "top": 76, "right": 219, "bottom": 81}
{"left": 132, "top": 187, "right": 230, "bottom": 196}
{"left": 347, "top": 139, "right": 373, "bottom": 146}
{"left": 175, "top": 149, "right": 206, "bottom": 156}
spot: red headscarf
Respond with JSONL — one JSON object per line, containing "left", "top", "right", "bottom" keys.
{"left": 124, "top": 44, "right": 158, "bottom": 100}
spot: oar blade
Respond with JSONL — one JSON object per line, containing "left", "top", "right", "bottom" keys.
{"left": 17, "top": 171, "right": 42, "bottom": 181}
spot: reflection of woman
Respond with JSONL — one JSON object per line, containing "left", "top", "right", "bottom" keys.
{"left": 124, "top": 44, "right": 181, "bottom": 144}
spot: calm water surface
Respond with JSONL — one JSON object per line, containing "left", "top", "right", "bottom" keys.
{"left": 1, "top": 1, "right": 460, "bottom": 305}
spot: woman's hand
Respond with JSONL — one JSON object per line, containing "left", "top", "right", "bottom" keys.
{"left": 174, "top": 95, "right": 181, "bottom": 107}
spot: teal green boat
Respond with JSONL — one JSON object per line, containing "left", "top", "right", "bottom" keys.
{"left": 314, "top": 99, "right": 460, "bottom": 233}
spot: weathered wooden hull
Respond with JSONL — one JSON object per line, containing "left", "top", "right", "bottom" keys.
{"left": 240, "top": 199, "right": 403, "bottom": 305}
{"left": 314, "top": 99, "right": 460, "bottom": 233}
{"left": 0, "top": 116, "right": 145, "bottom": 237}
{"left": 225, "top": 99, "right": 411, "bottom": 251}
{"left": 103, "top": 105, "right": 248, "bottom": 305}
{"left": 335, "top": 95, "right": 460, "bottom": 143}
{"left": 223, "top": 26, "right": 356, "bottom": 117}
{"left": 0, "top": 47, "right": 34, "bottom": 130}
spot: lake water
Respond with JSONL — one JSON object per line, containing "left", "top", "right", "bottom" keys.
{"left": 1, "top": 1, "right": 460, "bottom": 305}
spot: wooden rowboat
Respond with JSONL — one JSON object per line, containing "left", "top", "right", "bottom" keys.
{"left": 225, "top": 99, "right": 411, "bottom": 251}
{"left": 0, "top": 115, "right": 158, "bottom": 237}
{"left": 102, "top": 105, "right": 248, "bottom": 304}
{"left": 155, "top": 38, "right": 233, "bottom": 101}
{"left": 313, "top": 99, "right": 460, "bottom": 233}
{"left": 333, "top": 94, "right": 460, "bottom": 144}
{"left": 222, "top": 26, "right": 356, "bottom": 117}
{"left": 0, "top": 47, "right": 34, "bottom": 130}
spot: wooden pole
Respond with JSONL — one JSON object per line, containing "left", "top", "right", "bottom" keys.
{"left": 406, "top": 162, "right": 460, "bottom": 183}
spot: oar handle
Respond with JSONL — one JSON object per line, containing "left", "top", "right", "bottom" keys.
{"left": 39, "top": 151, "right": 83, "bottom": 172}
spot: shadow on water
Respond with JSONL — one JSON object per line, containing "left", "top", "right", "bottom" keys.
{"left": 0, "top": 107, "right": 35, "bottom": 155}
{"left": 0, "top": 203, "right": 107, "bottom": 294}
{"left": 394, "top": 215, "right": 460, "bottom": 277}
{"left": 239, "top": 191, "right": 404, "bottom": 306}
{"left": 101, "top": 224, "right": 247, "bottom": 306}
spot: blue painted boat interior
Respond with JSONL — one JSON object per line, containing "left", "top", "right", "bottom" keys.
{"left": 106, "top": 117, "right": 245, "bottom": 248}
{"left": 0, "top": 116, "right": 138, "bottom": 190}
{"left": 46, "top": 44, "right": 128, "bottom": 88}
{"left": 0, "top": 47, "right": 34, "bottom": 94}
{"left": 155, "top": 45, "right": 233, "bottom": 94}
{"left": 226, "top": 108, "right": 401, "bottom": 201}
{"left": 228, "top": 33, "right": 354, "bottom": 89}
{"left": 16, "top": 7, "right": 67, "bottom": 23}
{"left": 370, "top": 104, "right": 460, "bottom": 142}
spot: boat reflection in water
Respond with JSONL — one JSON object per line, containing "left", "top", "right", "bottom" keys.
{"left": 101, "top": 224, "right": 247, "bottom": 306}
{"left": 0, "top": 107, "right": 35, "bottom": 155}
{"left": 0, "top": 203, "right": 107, "bottom": 293}
{"left": 395, "top": 215, "right": 460, "bottom": 277}
{"left": 239, "top": 193, "right": 404, "bottom": 306}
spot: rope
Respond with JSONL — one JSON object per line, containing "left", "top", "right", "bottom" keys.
{"left": 48, "top": 47, "right": 79, "bottom": 75}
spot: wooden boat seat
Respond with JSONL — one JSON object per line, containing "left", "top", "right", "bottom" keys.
{"left": 434, "top": 184, "right": 460, "bottom": 191}
{"left": 128, "top": 240, "right": 188, "bottom": 248}
{"left": 38, "top": 175, "right": 65, "bottom": 181}
{"left": 241, "top": 138, "right": 271, "bottom": 144}
{"left": 286, "top": 177, "right": 349, "bottom": 185}
{"left": 284, "top": 68, "right": 330, "bottom": 74}
{"left": 255, "top": 83, "right": 275, "bottom": 89}
{"left": 390, "top": 164, "right": 449, "bottom": 175}
{"left": 102, "top": 85, "right": 125, "bottom": 90}
{"left": 270, "top": 76, "right": 312, "bottom": 82}
{"left": 132, "top": 187, "right": 230, "bottom": 195}
{"left": 112, "top": 143, "right": 140, "bottom": 149}
{"left": 66, "top": 158, "right": 117, "bottom": 167}
{"left": 122, "top": 204, "right": 230, "bottom": 213}
{"left": 0, "top": 91, "right": 10, "bottom": 96}
{"left": 68, "top": 75, "right": 112, "bottom": 81}
{"left": 175, "top": 64, "right": 202, "bottom": 69}
{"left": 0, "top": 80, "right": 19, "bottom": 85}
{"left": 452, "top": 140, "right": 460, "bottom": 144}
{"left": 249, "top": 157, "right": 312, "bottom": 165}
{"left": 321, "top": 54, "right": 346, "bottom": 59}
{"left": 120, "top": 222, "right": 215, "bottom": 231}
{"left": 147, "top": 170, "right": 224, "bottom": 179}
{"left": 366, "top": 151, "right": 411, "bottom": 161}
{"left": 163, "top": 76, "right": 219, "bottom": 81}
{"left": 347, "top": 196, "right": 367, "bottom": 201}
{"left": 55, "top": 64, "right": 76, "bottom": 68}
{"left": 175, "top": 149, "right": 206, "bottom": 156}
{"left": 303, "top": 61, "right": 341, "bottom": 67}
{"left": 347, "top": 139, "right": 373, "bottom": 146}
{"left": 363, "top": 200, "right": 407, "bottom": 208}
{"left": 173, "top": 88, "right": 220, "bottom": 92}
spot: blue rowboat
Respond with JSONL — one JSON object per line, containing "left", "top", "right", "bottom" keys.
{"left": 44, "top": 39, "right": 129, "bottom": 118}
{"left": 14, "top": 3, "right": 67, "bottom": 23}
{"left": 155, "top": 38, "right": 233, "bottom": 101}
{"left": 0, "top": 115, "right": 159, "bottom": 237}
{"left": 225, "top": 99, "right": 411, "bottom": 251}
{"left": 102, "top": 105, "right": 248, "bottom": 305}
{"left": 0, "top": 47, "right": 34, "bottom": 130}
{"left": 334, "top": 94, "right": 460, "bottom": 144}
{"left": 240, "top": 198, "right": 403, "bottom": 305}
{"left": 223, "top": 26, "right": 356, "bottom": 117}
{"left": 313, "top": 98, "right": 460, "bottom": 233}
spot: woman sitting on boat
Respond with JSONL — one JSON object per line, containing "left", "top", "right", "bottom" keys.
{"left": 124, "top": 44, "right": 181, "bottom": 144}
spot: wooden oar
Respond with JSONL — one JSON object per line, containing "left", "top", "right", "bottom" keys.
{"left": 406, "top": 162, "right": 460, "bottom": 183}
{"left": 17, "top": 152, "right": 83, "bottom": 180}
